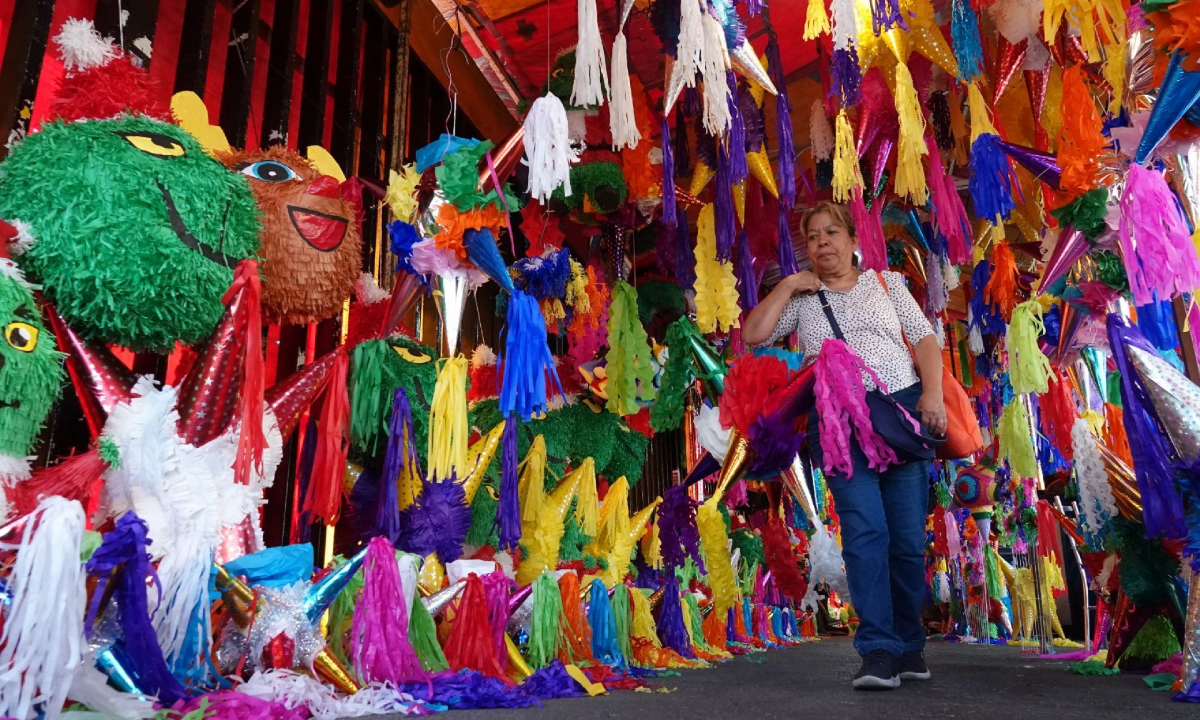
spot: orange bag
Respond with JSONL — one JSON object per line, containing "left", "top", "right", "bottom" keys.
{"left": 876, "top": 273, "right": 983, "bottom": 459}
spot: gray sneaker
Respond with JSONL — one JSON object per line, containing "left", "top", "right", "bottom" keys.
{"left": 899, "top": 651, "right": 931, "bottom": 680}
{"left": 852, "top": 650, "right": 901, "bottom": 690}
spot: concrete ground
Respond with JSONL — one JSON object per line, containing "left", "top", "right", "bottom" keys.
{"left": 406, "top": 638, "right": 1195, "bottom": 720}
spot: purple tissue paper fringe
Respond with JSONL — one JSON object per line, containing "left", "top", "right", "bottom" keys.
{"left": 497, "top": 417, "right": 522, "bottom": 551}
{"left": 726, "top": 72, "right": 749, "bottom": 184}
{"left": 662, "top": 115, "right": 677, "bottom": 226}
{"left": 715, "top": 144, "right": 738, "bottom": 263}
{"left": 658, "top": 485, "right": 704, "bottom": 571}
{"left": 830, "top": 47, "right": 863, "bottom": 107}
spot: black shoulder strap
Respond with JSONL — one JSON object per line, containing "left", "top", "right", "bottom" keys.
{"left": 816, "top": 289, "right": 845, "bottom": 341}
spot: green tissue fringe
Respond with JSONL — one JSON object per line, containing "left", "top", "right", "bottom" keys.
{"left": 1123, "top": 615, "right": 1181, "bottom": 664}
{"left": 605, "top": 281, "right": 657, "bottom": 416}
{"left": 1094, "top": 251, "right": 1129, "bottom": 292}
{"left": 409, "top": 587, "right": 450, "bottom": 672}
{"left": 935, "top": 481, "right": 953, "bottom": 509}
{"left": 607, "top": 424, "right": 648, "bottom": 485}
{"left": 529, "top": 572, "right": 563, "bottom": 668}
{"left": 0, "top": 117, "right": 261, "bottom": 352}
{"left": 651, "top": 318, "right": 696, "bottom": 432}
{"left": 435, "top": 139, "right": 521, "bottom": 213}
{"left": 611, "top": 584, "right": 633, "bottom": 661}
{"left": 80, "top": 531, "right": 102, "bottom": 562}
{"left": 553, "top": 162, "right": 628, "bottom": 214}
{"left": 1113, "top": 518, "right": 1179, "bottom": 607}
{"left": 1050, "top": 189, "right": 1108, "bottom": 240}
{"left": 559, "top": 508, "right": 591, "bottom": 562}
{"left": 1069, "top": 660, "right": 1120, "bottom": 676}
{"left": 466, "top": 480, "right": 500, "bottom": 547}
{"left": 98, "top": 439, "right": 122, "bottom": 470}
{"left": 636, "top": 279, "right": 687, "bottom": 327}
{"left": 471, "top": 399, "right": 572, "bottom": 483}
{"left": 684, "top": 593, "right": 713, "bottom": 652}
{"left": 349, "top": 336, "right": 439, "bottom": 462}
{"left": 0, "top": 273, "right": 63, "bottom": 457}
{"left": 985, "top": 546, "right": 1003, "bottom": 601}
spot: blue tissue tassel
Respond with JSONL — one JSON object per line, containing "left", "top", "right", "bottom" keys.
{"left": 378, "top": 388, "right": 417, "bottom": 543}
{"left": 715, "top": 143, "right": 738, "bottom": 262}
{"left": 726, "top": 72, "right": 748, "bottom": 184}
{"left": 499, "top": 290, "right": 562, "bottom": 419}
{"left": 657, "top": 578, "right": 695, "bottom": 657}
{"left": 662, "top": 115, "right": 677, "bottom": 226}
{"left": 968, "top": 133, "right": 1018, "bottom": 223}
{"left": 736, "top": 228, "right": 760, "bottom": 310}
{"left": 86, "top": 513, "right": 189, "bottom": 703}
{"left": 766, "top": 36, "right": 796, "bottom": 208}
{"left": 1136, "top": 298, "right": 1180, "bottom": 352}
{"left": 951, "top": 0, "right": 984, "bottom": 81}
{"left": 588, "top": 579, "right": 625, "bottom": 667}
{"left": 675, "top": 206, "right": 696, "bottom": 287}
{"left": 388, "top": 220, "right": 423, "bottom": 280}
{"left": 497, "top": 416, "right": 522, "bottom": 551}
{"left": 1108, "top": 316, "right": 1188, "bottom": 539}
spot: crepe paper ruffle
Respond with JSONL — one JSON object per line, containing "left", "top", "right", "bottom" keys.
{"left": 997, "top": 397, "right": 1039, "bottom": 479}
{"left": 1007, "top": 300, "right": 1053, "bottom": 395}
{"left": 1118, "top": 164, "right": 1200, "bottom": 305}
{"left": 693, "top": 204, "right": 741, "bottom": 334}
{"left": 814, "top": 338, "right": 899, "bottom": 477}
{"left": 697, "top": 500, "right": 741, "bottom": 616}
{"left": 1056, "top": 67, "right": 1108, "bottom": 195}
{"left": 603, "top": 281, "right": 657, "bottom": 416}
{"left": 385, "top": 164, "right": 422, "bottom": 223}
{"left": 719, "top": 354, "right": 791, "bottom": 437}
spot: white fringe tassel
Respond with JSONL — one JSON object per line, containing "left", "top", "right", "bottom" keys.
{"left": 570, "top": 0, "right": 609, "bottom": 107}
{"left": 0, "top": 496, "right": 87, "bottom": 720}
{"left": 54, "top": 18, "right": 116, "bottom": 72}
{"left": 699, "top": 13, "right": 732, "bottom": 137}
{"left": 608, "top": 32, "right": 641, "bottom": 150}
{"left": 810, "top": 100, "right": 834, "bottom": 161}
{"left": 677, "top": 0, "right": 705, "bottom": 86}
{"left": 523, "top": 92, "right": 578, "bottom": 203}
{"left": 238, "top": 669, "right": 430, "bottom": 719}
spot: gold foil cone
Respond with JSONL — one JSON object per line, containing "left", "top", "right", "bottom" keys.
{"left": 747, "top": 148, "right": 779, "bottom": 199}
{"left": 712, "top": 429, "right": 753, "bottom": 504}
{"left": 1098, "top": 445, "right": 1142, "bottom": 519}
{"left": 506, "top": 634, "right": 534, "bottom": 681}
{"left": 733, "top": 182, "right": 746, "bottom": 225}
{"left": 313, "top": 647, "right": 360, "bottom": 694}
{"left": 418, "top": 552, "right": 446, "bottom": 595}
{"left": 214, "top": 565, "right": 255, "bottom": 628}
{"left": 690, "top": 162, "right": 716, "bottom": 196}
{"left": 730, "top": 41, "right": 778, "bottom": 97}
{"left": 459, "top": 422, "right": 505, "bottom": 504}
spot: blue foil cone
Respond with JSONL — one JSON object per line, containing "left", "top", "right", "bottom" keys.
{"left": 1136, "top": 52, "right": 1200, "bottom": 164}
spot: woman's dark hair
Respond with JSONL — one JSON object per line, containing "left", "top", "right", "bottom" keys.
{"left": 801, "top": 201, "right": 856, "bottom": 238}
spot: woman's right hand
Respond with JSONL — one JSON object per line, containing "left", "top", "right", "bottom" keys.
{"left": 785, "top": 271, "right": 821, "bottom": 296}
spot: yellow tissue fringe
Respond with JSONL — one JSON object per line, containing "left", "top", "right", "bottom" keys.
{"left": 571, "top": 458, "right": 600, "bottom": 537}
{"left": 832, "top": 110, "right": 864, "bottom": 203}
{"left": 630, "top": 588, "right": 662, "bottom": 645}
{"left": 968, "top": 81, "right": 998, "bottom": 141}
{"left": 427, "top": 356, "right": 469, "bottom": 481}
{"left": 804, "top": 0, "right": 830, "bottom": 40}
{"left": 641, "top": 516, "right": 663, "bottom": 569}
{"left": 998, "top": 397, "right": 1039, "bottom": 479}
{"left": 385, "top": 164, "right": 422, "bottom": 223}
{"left": 565, "top": 258, "right": 591, "bottom": 316}
{"left": 518, "top": 435, "right": 548, "bottom": 525}
{"left": 599, "top": 500, "right": 660, "bottom": 587}
{"left": 1007, "top": 300, "right": 1053, "bottom": 395}
{"left": 693, "top": 204, "right": 741, "bottom": 334}
{"left": 697, "top": 499, "right": 740, "bottom": 617}
{"left": 593, "top": 474, "right": 630, "bottom": 554}
{"left": 516, "top": 461, "right": 581, "bottom": 586}
{"left": 893, "top": 62, "right": 929, "bottom": 205}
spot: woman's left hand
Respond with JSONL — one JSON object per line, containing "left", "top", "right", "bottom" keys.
{"left": 917, "top": 390, "right": 947, "bottom": 437}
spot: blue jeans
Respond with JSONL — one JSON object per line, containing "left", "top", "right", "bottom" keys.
{"left": 811, "top": 383, "right": 930, "bottom": 658}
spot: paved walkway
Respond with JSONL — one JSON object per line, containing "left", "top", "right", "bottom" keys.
{"left": 406, "top": 638, "right": 1195, "bottom": 720}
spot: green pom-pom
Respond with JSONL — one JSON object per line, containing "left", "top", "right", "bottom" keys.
{"left": 1095, "top": 251, "right": 1129, "bottom": 292}
{"left": 98, "top": 439, "right": 122, "bottom": 470}
{"left": 935, "top": 480, "right": 953, "bottom": 509}
{"left": 1123, "top": 615, "right": 1181, "bottom": 665}
{"left": 1050, "top": 189, "right": 1108, "bottom": 240}
{"left": 0, "top": 117, "right": 261, "bottom": 351}
{"left": 553, "top": 162, "right": 628, "bottom": 214}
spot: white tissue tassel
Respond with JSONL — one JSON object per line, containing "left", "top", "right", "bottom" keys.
{"left": 608, "top": 31, "right": 642, "bottom": 150}
{"left": 570, "top": 0, "right": 609, "bottom": 107}
{"left": 523, "top": 93, "right": 578, "bottom": 202}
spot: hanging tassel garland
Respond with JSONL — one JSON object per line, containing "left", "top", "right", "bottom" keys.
{"left": 658, "top": 579, "right": 695, "bottom": 658}
{"left": 967, "top": 83, "right": 1017, "bottom": 223}
{"left": 525, "top": 93, "right": 578, "bottom": 202}
{"left": 605, "top": 281, "right": 658, "bottom": 416}
{"left": 661, "top": 116, "right": 676, "bottom": 225}
{"left": 951, "top": 0, "right": 985, "bottom": 81}
{"left": 1071, "top": 418, "right": 1116, "bottom": 542}
{"left": 497, "top": 417, "right": 522, "bottom": 551}
{"left": 305, "top": 350, "right": 350, "bottom": 525}
{"left": 698, "top": 499, "right": 740, "bottom": 615}
{"left": 529, "top": 572, "right": 564, "bottom": 669}
{"left": 1039, "top": 369, "right": 1078, "bottom": 459}
{"left": 428, "top": 357, "right": 470, "bottom": 481}
{"left": 767, "top": 38, "right": 797, "bottom": 208}
{"left": 571, "top": 0, "right": 609, "bottom": 107}
{"left": 983, "top": 240, "right": 1021, "bottom": 322}
{"left": 608, "top": 32, "right": 641, "bottom": 150}
{"left": 997, "top": 398, "right": 1039, "bottom": 478}
{"left": 814, "top": 339, "right": 899, "bottom": 476}
{"left": 804, "top": 0, "right": 831, "bottom": 39}
{"left": 927, "top": 137, "right": 972, "bottom": 264}
{"left": 351, "top": 537, "right": 426, "bottom": 685}
{"left": 693, "top": 204, "right": 741, "bottom": 334}
{"left": 1118, "top": 164, "right": 1200, "bottom": 305}
{"left": 701, "top": 14, "right": 733, "bottom": 136}
{"left": 893, "top": 62, "right": 929, "bottom": 204}
{"left": 1007, "top": 300, "right": 1053, "bottom": 395}
{"left": 0, "top": 497, "right": 86, "bottom": 720}
{"left": 849, "top": 188, "right": 887, "bottom": 272}
{"left": 810, "top": 100, "right": 834, "bottom": 161}
{"left": 832, "top": 110, "right": 864, "bottom": 203}
{"left": 500, "top": 290, "right": 563, "bottom": 421}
